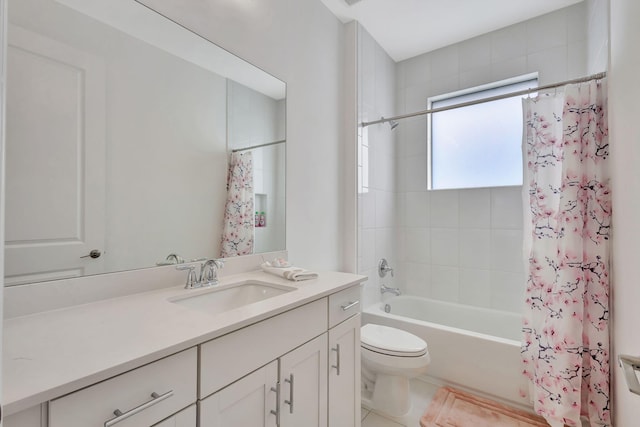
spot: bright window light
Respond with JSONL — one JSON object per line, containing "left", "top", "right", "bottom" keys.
{"left": 428, "top": 74, "right": 537, "bottom": 190}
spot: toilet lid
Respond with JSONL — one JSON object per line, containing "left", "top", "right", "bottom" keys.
{"left": 361, "top": 324, "right": 427, "bottom": 357}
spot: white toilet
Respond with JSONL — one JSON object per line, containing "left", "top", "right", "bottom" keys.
{"left": 361, "top": 323, "right": 430, "bottom": 417}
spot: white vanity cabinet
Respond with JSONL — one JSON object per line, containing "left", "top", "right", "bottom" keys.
{"left": 4, "top": 280, "right": 364, "bottom": 427}
{"left": 48, "top": 348, "right": 197, "bottom": 427}
{"left": 279, "top": 334, "right": 328, "bottom": 427}
{"left": 152, "top": 404, "right": 197, "bottom": 427}
{"left": 327, "top": 286, "right": 362, "bottom": 427}
{"left": 199, "top": 361, "right": 279, "bottom": 426}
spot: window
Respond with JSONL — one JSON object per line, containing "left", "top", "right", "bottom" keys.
{"left": 428, "top": 74, "right": 538, "bottom": 190}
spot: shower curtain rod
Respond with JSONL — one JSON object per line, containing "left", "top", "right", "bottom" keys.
{"left": 361, "top": 71, "right": 607, "bottom": 128}
{"left": 231, "top": 139, "right": 286, "bottom": 153}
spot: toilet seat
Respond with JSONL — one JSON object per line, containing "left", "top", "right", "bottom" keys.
{"left": 361, "top": 324, "right": 427, "bottom": 357}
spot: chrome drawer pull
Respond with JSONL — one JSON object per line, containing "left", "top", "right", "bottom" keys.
{"left": 270, "top": 383, "right": 281, "bottom": 425}
{"left": 341, "top": 300, "right": 359, "bottom": 311}
{"left": 104, "top": 390, "right": 173, "bottom": 427}
{"left": 331, "top": 344, "right": 341, "bottom": 376}
{"left": 284, "top": 374, "right": 294, "bottom": 414}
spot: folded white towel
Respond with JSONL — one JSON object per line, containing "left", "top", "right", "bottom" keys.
{"left": 261, "top": 263, "right": 319, "bottom": 281}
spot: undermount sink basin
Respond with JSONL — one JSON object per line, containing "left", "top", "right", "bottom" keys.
{"left": 169, "top": 281, "right": 296, "bottom": 314}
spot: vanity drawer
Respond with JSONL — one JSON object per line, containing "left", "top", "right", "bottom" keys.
{"left": 328, "top": 285, "right": 361, "bottom": 328}
{"left": 199, "top": 298, "right": 328, "bottom": 398}
{"left": 49, "top": 348, "right": 197, "bottom": 427}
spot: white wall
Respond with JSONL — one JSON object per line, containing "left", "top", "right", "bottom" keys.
{"left": 357, "top": 24, "right": 397, "bottom": 307}
{"left": 393, "top": 3, "right": 594, "bottom": 313}
{"left": 609, "top": 0, "right": 640, "bottom": 423}
{"left": 139, "top": 0, "right": 348, "bottom": 271}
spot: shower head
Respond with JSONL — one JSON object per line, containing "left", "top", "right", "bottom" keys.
{"left": 380, "top": 117, "right": 399, "bottom": 130}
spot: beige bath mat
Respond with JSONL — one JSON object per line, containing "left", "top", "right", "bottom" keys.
{"left": 420, "top": 387, "right": 550, "bottom": 427}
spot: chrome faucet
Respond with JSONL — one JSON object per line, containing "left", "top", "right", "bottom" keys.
{"left": 378, "top": 258, "right": 394, "bottom": 278}
{"left": 176, "top": 259, "right": 224, "bottom": 289}
{"left": 165, "top": 253, "right": 184, "bottom": 264}
{"left": 380, "top": 284, "right": 401, "bottom": 296}
{"left": 199, "top": 259, "right": 224, "bottom": 286}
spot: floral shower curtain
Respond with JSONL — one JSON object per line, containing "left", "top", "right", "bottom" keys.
{"left": 521, "top": 79, "right": 610, "bottom": 427}
{"left": 220, "top": 152, "right": 254, "bottom": 257}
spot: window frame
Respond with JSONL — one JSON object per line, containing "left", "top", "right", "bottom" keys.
{"left": 426, "top": 72, "right": 538, "bottom": 190}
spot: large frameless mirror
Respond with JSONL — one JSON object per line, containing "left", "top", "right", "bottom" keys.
{"left": 4, "top": 0, "right": 286, "bottom": 286}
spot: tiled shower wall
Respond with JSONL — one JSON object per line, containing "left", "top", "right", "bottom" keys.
{"left": 357, "top": 24, "right": 397, "bottom": 308}
{"left": 393, "top": 2, "right": 606, "bottom": 313}
{"left": 357, "top": 1, "right": 609, "bottom": 313}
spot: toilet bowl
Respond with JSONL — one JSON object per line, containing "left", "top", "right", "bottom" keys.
{"left": 361, "top": 323, "right": 430, "bottom": 417}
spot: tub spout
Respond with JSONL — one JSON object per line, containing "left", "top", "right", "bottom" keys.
{"left": 381, "top": 284, "right": 401, "bottom": 296}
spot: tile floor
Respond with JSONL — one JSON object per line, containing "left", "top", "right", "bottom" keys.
{"left": 361, "top": 379, "right": 440, "bottom": 427}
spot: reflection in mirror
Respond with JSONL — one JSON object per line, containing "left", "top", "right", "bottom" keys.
{"left": 4, "top": 0, "right": 286, "bottom": 286}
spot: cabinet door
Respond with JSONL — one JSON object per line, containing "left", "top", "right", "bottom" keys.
{"left": 199, "top": 361, "right": 278, "bottom": 427}
{"left": 152, "top": 404, "right": 196, "bottom": 427}
{"left": 329, "top": 314, "right": 361, "bottom": 427}
{"left": 279, "top": 334, "right": 328, "bottom": 427}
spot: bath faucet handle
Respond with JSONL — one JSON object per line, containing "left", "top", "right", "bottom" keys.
{"left": 199, "top": 258, "right": 224, "bottom": 286}
{"left": 378, "top": 258, "right": 394, "bottom": 278}
{"left": 176, "top": 265, "right": 198, "bottom": 289}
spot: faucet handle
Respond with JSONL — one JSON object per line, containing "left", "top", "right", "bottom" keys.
{"left": 378, "top": 258, "right": 394, "bottom": 278}
{"left": 176, "top": 265, "right": 198, "bottom": 289}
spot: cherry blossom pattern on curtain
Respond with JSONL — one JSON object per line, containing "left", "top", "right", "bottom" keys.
{"left": 220, "top": 151, "right": 254, "bottom": 257}
{"left": 521, "top": 79, "right": 610, "bottom": 427}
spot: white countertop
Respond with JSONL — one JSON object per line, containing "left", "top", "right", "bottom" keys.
{"left": 3, "top": 270, "right": 365, "bottom": 415}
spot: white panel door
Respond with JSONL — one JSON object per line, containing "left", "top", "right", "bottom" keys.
{"left": 5, "top": 24, "right": 106, "bottom": 285}
{"left": 280, "top": 334, "right": 328, "bottom": 427}
{"left": 199, "top": 360, "right": 278, "bottom": 427}
{"left": 329, "top": 314, "right": 361, "bottom": 427}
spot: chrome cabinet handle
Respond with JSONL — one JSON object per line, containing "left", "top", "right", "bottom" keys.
{"left": 284, "top": 374, "right": 294, "bottom": 414}
{"left": 331, "top": 344, "right": 341, "bottom": 376}
{"left": 341, "top": 300, "right": 359, "bottom": 311}
{"left": 104, "top": 390, "right": 173, "bottom": 427}
{"left": 270, "top": 383, "right": 280, "bottom": 425}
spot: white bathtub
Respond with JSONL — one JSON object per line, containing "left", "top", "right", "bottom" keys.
{"left": 362, "top": 295, "right": 531, "bottom": 407}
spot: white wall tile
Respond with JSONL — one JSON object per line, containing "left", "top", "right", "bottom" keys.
{"left": 375, "top": 227, "right": 395, "bottom": 267}
{"left": 403, "top": 53, "right": 431, "bottom": 87}
{"left": 430, "top": 190, "right": 459, "bottom": 227}
{"left": 490, "top": 229, "right": 524, "bottom": 272}
{"left": 405, "top": 227, "right": 430, "bottom": 263}
{"left": 490, "top": 270, "right": 526, "bottom": 313}
{"left": 491, "top": 56, "right": 527, "bottom": 82}
{"left": 428, "top": 75, "right": 460, "bottom": 97}
{"left": 566, "top": 3, "right": 587, "bottom": 43}
{"left": 404, "top": 262, "right": 431, "bottom": 298}
{"left": 459, "top": 188, "right": 491, "bottom": 228}
{"left": 360, "top": 192, "right": 376, "bottom": 229}
{"left": 491, "top": 24, "right": 527, "bottom": 63}
{"left": 459, "top": 34, "right": 492, "bottom": 72}
{"left": 430, "top": 45, "right": 460, "bottom": 78}
{"left": 568, "top": 41, "right": 588, "bottom": 79}
{"left": 430, "top": 228, "right": 459, "bottom": 266}
{"left": 403, "top": 155, "right": 428, "bottom": 192}
{"left": 527, "top": 45, "right": 568, "bottom": 85}
{"left": 404, "top": 82, "right": 429, "bottom": 112}
{"left": 360, "top": 228, "right": 376, "bottom": 271}
{"left": 459, "top": 229, "right": 491, "bottom": 269}
{"left": 526, "top": 9, "right": 568, "bottom": 54}
{"left": 375, "top": 190, "right": 395, "bottom": 228}
{"left": 397, "top": 116, "right": 427, "bottom": 157}
{"left": 459, "top": 268, "right": 491, "bottom": 308}
{"left": 405, "top": 191, "right": 429, "bottom": 228}
{"left": 431, "top": 265, "right": 459, "bottom": 302}
{"left": 460, "top": 64, "right": 493, "bottom": 90}
{"left": 491, "top": 186, "right": 523, "bottom": 229}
